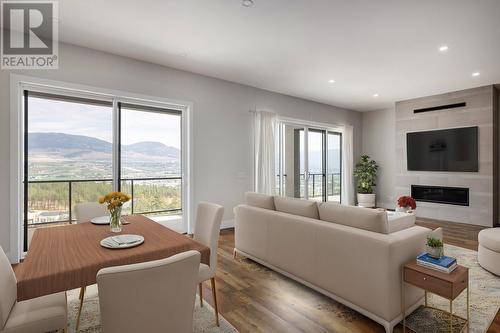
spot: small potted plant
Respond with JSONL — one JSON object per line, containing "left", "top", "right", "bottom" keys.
{"left": 426, "top": 237, "right": 444, "bottom": 259}
{"left": 353, "top": 155, "right": 378, "bottom": 207}
{"left": 99, "top": 192, "right": 131, "bottom": 232}
{"left": 397, "top": 196, "right": 417, "bottom": 213}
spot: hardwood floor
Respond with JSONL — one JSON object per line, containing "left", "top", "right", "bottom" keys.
{"left": 200, "top": 221, "right": 498, "bottom": 333}
{"left": 415, "top": 217, "right": 485, "bottom": 251}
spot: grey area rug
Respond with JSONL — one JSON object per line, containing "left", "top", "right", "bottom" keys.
{"left": 66, "top": 285, "right": 238, "bottom": 333}
{"left": 404, "top": 244, "right": 500, "bottom": 333}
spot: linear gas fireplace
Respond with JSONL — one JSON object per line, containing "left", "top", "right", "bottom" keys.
{"left": 411, "top": 185, "right": 469, "bottom": 206}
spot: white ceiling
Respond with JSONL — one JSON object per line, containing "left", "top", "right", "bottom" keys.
{"left": 58, "top": 0, "right": 500, "bottom": 111}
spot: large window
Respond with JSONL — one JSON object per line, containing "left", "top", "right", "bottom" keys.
{"left": 275, "top": 121, "right": 342, "bottom": 202}
{"left": 23, "top": 91, "right": 185, "bottom": 250}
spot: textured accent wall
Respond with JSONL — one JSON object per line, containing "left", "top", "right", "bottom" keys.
{"left": 395, "top": 85, "right": 498, "bottom": 227}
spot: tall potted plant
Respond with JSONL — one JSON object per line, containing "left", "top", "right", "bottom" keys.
{"left": 353, "top": 155, "right": 379, "bottom": 207}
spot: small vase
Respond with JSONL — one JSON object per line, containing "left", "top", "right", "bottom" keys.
{"left": 427, "top": 245, "right": 444, "bottom": 259}
{"left": 109, "top": 206, "right": 122, "bottom": 233}
{"left": 396, "top": 205, "right": 414, "bottom": 213}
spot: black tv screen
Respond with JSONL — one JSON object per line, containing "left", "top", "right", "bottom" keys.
{"left": 406, "top": 127, "right": 478, "bottom": 172}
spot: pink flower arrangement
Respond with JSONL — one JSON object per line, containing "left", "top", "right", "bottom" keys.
{"left": 397, "top": 196, "right": 416, "bottom": 210}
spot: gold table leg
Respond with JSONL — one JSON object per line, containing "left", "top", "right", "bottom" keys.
{"left": 450, "top": 299, "right": 453, "bottom": 333}
{"left": 467, "top": 286, "right": 470, "bottom": 332}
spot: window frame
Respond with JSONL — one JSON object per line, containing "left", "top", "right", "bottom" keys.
{"left": 9, "top": 74, "right": 193, "bottom": 262}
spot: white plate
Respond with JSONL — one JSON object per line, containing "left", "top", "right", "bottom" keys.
{"left": 90, "top": 216, "right": 110, "bottom": 225}
{"left": 100, "top": 234, "right": 144, "bottom": 249}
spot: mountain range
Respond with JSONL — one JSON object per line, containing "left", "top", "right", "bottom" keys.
{"left": 28, "top": 132, "right": 180, "bottom": 160}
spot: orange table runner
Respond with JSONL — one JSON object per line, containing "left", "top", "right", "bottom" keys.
{"left": 14, "top": 215, "right": 209, "bottom": 301}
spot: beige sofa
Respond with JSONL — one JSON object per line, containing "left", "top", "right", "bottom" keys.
{"left": 234, "top": 192, "right": 435, "bottom": 333}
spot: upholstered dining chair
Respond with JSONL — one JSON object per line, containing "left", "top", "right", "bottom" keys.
{"left": 97, "top": 250, "right": 201, "bottom": 333}
{"left": 193, "top": 202, "right": 224, "bottom": 327}
{"left": 73, "top": 201, "right": 109, "bottom": 330}
{"left": 74, "top": 202, "right": 108, "bottom": 224}
{"left": 0, "top": 246, "right": 67, "bottom": 333}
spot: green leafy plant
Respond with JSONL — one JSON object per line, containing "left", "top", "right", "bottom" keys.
{"left": 426, "top": 237, "right": 443, "bottom": 249}
{"left": 353, "top": 155, "right": 379, "bottom": 194}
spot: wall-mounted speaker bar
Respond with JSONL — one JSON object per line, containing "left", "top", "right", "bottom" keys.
{"left": 414, "top": 102, "right": 466, "bottom": 114}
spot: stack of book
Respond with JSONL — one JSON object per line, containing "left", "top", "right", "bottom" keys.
{"left": 416, "top": 252, "right": 457, "bottom": 274}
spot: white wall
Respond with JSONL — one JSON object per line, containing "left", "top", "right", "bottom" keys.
{"left": 361, "top": 108, "right": 396, "bottom": 208}
{"left": 0, "top": 43, "right": 362, "bottom": 255}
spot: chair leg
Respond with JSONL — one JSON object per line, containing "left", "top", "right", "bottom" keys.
{"left": 75, "top": 286, "right": 86, "bottom": 331}
{"left": 199, "top": 283, "right": 204, "bottom": 307}
{"left": 78, "top": 286, "right": 84, "bottom": 301}
{"left": 233, "top": 250, "right": 237, "bottom": 260}
{"left": 210, "top": 277, "right": 220, "bottom": 327}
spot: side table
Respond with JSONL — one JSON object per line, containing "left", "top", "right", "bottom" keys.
{"left": 402, "top": 260, "right": 469, "bottom": 332}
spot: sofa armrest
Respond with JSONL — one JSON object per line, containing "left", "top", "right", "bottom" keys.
{"left": 387, "top": 211, "right": 416, "bottom": 233}
{"left": 385, "top": 226, "right": 432, "bottom": 319}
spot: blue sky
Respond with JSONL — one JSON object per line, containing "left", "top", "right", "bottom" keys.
{"left": 28, "top": 97, "right": 181, "bottom": 148}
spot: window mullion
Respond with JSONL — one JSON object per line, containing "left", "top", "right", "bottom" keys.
{"left": 112, "top": 100, "right": 121, "bottom": 191}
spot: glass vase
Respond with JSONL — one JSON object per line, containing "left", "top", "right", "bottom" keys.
{"left": 109, "top": 206, "right": 122, "bottom": 233}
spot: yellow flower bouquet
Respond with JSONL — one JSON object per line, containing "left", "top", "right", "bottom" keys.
{"left": 98, "top": 192, "right": 131, "bottom": 232}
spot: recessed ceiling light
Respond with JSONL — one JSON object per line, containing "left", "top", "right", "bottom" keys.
{"left": 242, "top": 0, "right": 254, "bottom": 7}
{"left": 328, "top": 79, "right": 335, "bottom": 84}
{"left": 439, "top": 45, "right": 449, "bottom": 52}
{"left": 472, "top": 72, "right": 480, "bottom": 77}
{"left": 373, "top": 93, "right": 379, "bottom": 98}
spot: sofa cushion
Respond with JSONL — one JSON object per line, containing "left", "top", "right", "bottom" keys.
{"left": 479, "top": 228, "right": 500, "bottom": 253}
{"left": 386, "top": 211, "right": 416, "bottom": 233}
{"left": 245, "top": 192, "right": 275, "bottom": 210}
{"left": 273, "top": 196, "right": 319, "bottom": 219}
{"left": 318, "top": 202, "right": 389, "bottom": 234}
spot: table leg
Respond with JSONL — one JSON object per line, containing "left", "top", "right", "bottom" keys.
{"left": 425, "top": 290, "right": 427, "bottom": 307}
{"left": 449, "top": 299, "right": 453, "bottom": 333}
{"left": 467, "top": 286, "right": 470, "bottom": 332}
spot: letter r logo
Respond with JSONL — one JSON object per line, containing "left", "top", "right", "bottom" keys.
{"left": 2, "top": 2, "right": 54, "bottom": 55}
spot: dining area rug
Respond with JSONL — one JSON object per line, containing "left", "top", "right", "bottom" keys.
{"left": 404, "top": 244, "right": 500, "bottom": 333}
{"left": 66, "top": 285, "right": 238, "bottom": 333}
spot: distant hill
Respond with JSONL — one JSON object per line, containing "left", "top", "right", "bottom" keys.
{"left": 28, "top": 132, "right": 180, "bottom": 160}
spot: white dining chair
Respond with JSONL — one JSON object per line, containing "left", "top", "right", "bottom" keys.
{"left": 0, "top": 246, "right": 67, "bottom": 333}
{"left": 97, "top": 250, "right": 201, "bottom": 333}
{"left": 73, "top": 201, "right": 109, "bottom": 330}
{"left": 193, "top": 202, "right": 224, "bottom": 327}
{"left": 74, "top": 202, "right": 108, "bottom": 224}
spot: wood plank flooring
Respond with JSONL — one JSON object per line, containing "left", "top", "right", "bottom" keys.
{"left": 200, "top": 220, "right": 499, "bottom": 333}
{"left": 415, "top": 218, "right": 485, "bottom": 251}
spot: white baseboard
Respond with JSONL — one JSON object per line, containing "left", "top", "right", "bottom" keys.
{"left": 220, "top": 219, "right": 234, "bottom": 229}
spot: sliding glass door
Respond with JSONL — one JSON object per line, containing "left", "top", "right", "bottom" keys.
{"left": 276, "top": 122, "right": 341, "bottom": 203}
{"left": 307, "top": 129, "right": 325, "bottom": 202}
{"left": 119, "top": 103, "right": 183, "bottom": 232}
{"left": 327, "top": 132, "right": 342, "bottom": 202}
{"left": 23, "top": 91, "right": 185, "bottom": 250}
{"left": 279, "top": 123, "right": 305, "bottom": 198}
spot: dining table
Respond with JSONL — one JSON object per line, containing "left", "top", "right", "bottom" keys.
{"left": 14, "top": 214, "right": 210, "bottom": 301}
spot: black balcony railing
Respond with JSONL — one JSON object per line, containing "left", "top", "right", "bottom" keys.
{"left": 277, "top": 172, "right": 341, "bottom": 199}
{"left": 26, "top": 176, "right": 182, "bottom": 226}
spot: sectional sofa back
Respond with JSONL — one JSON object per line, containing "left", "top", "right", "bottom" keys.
{"left": 244, "top": 192, "right": 390, "bottom": 234}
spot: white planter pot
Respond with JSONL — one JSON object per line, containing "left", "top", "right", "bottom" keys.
{"left": 357, "top": 193, "right": 376, "bottom": 208}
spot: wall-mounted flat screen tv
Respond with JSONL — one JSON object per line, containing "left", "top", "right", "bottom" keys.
{"left": 406, "top": 126, "right": 478, "bottom": 172}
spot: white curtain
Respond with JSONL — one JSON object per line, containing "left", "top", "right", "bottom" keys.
{"left": 341, "top": 124, "right": 355, "bottom": 205}
{"left": 254, "top": 110, "right": 276, "bottom": 194}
